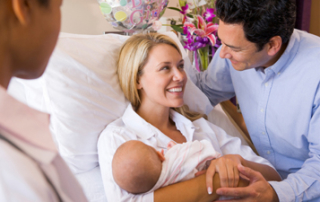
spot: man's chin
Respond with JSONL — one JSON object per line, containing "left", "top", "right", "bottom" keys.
{"left": 231, "top": 64, "right": 246, "bottom": 71}
{"left": 15, "top": 68, "right": 46, "bottom": 80}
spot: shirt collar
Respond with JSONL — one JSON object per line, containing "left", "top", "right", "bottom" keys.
{"left": 1, "top": 130, "right": 57, "bottom": 164}
{"left": 0, "top": 86, "right": 57, "bottom": 152}
{"left": 263, "top": 29, "right": 300, "bottom": 75}
{"left": 122, "top": 104, "right": 196, "bottom": 142}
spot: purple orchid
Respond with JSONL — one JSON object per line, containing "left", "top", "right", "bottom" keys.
{"left": 180, "top": 3, "right": 189, "bottom": 15}
{"left": 203, "top": 8, "right": 215, "bottom": 22}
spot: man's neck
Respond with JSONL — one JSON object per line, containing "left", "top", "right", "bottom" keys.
{"left": 263, "top": 43, "right": 288, "bottom": 69}
{"left": 0, "top": 52, "right": 13, "bottom": 89}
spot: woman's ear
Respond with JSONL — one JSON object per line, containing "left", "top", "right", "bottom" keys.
{"left": 267, "top": 36, "right": 282, "bottom": 56}
{"left": 136, "top": 77, "right": 143, "bottom": 90}
{"left": 12, "top": 0, "right": 31, "bottom": 25}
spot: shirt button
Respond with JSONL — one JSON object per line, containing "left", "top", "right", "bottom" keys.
{"left": 267, "top": 150, "right": 270, "bottom": 154}
{"left": 262, "top": 132, "right": 265, "bottom": 135}
{"left": 277, "top": 72, "right": 281, "bottom": 75}
{"left": 260, "top": 108, "right": 264, "bottom": 112}
{"left": 265, "top": 82, "right": 268, "bottom": 87}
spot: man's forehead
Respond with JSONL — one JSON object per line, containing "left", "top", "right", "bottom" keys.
{"left": 217, "top": 21, "right": 256, "bottom": 49}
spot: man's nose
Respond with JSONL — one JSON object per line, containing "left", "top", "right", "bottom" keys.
{"left": 219, "top": 44, "right": 231, "bottom": 59}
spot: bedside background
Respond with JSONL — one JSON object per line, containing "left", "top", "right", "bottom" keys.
{"left": 60, "top": 0, "right": 320, "bottom": 36}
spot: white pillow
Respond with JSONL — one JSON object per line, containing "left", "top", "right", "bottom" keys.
{"left": 43, "top": 32, "right": 212, "bottom": 174}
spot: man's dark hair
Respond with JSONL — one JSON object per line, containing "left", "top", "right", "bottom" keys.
{"left": 216, "top": 0, "right": 296, "bottom": 51}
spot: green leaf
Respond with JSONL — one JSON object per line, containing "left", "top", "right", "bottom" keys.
{"left": 179, "top": 0, "right": 187, "bottom": 7}
{"left": 168, "top": 7, "right": 182, "bottom": 12}
{"left": 186, "top": 14, "right": 194, "bottom": 18}
{"left": 171, "top": 25, "right": 184, "bottom": 33}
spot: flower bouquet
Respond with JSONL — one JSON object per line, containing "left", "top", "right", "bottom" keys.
{"left": 167, "top": 0, "right": 220, "bottom": 71}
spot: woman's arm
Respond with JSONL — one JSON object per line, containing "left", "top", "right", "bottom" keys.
{"left": 154, "top": 173, "right": 249, "bottom": 202}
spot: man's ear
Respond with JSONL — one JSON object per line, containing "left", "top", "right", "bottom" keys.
{"left": 12, "top": 0, "right": 31, "bottom": 25}
{"left": 267, "top": 36, "right": 282, "bottom": 56}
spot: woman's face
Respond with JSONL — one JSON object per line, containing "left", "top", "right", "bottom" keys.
{"left": 137, "top": 44, "right": 187, "bottom": 109}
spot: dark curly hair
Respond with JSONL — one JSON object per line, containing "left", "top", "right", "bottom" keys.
{"left": 216, "top": 0, "right": 296, "bottom": 51}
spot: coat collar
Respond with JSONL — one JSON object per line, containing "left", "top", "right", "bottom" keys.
{"left": 0, "top": 86, "right": 57, "bottom": 153}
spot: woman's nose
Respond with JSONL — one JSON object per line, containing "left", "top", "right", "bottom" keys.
{"left": 219, "top": 44, "right": 231, "bottom": 59}
{"left": 173, "top": 68, "right": 186, "bottom": 82}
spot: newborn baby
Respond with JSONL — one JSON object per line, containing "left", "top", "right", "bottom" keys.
{"left": 112, "top": 139, "right": 221, "bottom": 194}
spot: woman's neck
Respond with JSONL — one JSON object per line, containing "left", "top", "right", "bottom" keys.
{"left": 136, "top": 102, "right": 172, "bottom": 132}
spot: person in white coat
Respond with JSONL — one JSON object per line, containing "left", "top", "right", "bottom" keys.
{"left": 0, "top": 0, "right": 87, "bottom": 201}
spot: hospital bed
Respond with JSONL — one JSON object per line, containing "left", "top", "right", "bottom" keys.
{"left": 8, "top": 32, "right": 251, "bottom": 202}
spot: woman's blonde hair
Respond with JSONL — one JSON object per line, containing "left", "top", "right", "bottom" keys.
{"left": 117, "top": 33, "right": 206, "bottom": 121}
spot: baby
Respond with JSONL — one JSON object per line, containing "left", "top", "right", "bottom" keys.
{"left": 112, "top": 139, "right": 221, "bottom": 194}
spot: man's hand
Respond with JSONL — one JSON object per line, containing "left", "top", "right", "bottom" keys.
{"left": 216, "top": 164, "right": 279, "bottom": 202}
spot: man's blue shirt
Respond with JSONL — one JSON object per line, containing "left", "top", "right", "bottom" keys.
{"left": 186, "top": 29, "right": 320, "bottom": 202}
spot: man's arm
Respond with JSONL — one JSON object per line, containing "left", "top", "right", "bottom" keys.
{"left": 185, "top": 47, "right": 235, "bottom": 106}
{"left": 216, "top": 90, "right": 320, "bottom": 202}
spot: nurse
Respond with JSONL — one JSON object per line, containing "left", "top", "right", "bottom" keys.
{"left": 0, "top": 0, "right": 87, "bottom": 201}
{"left": 98, "top": 33, "right": 281, "bottom": 202}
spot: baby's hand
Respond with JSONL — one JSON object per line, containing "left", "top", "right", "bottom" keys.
{"left": 167, "top": 141, "right": 176, "bottom": 149}
{"left": 205, "top": 154, "right": 243, "bottom": 194}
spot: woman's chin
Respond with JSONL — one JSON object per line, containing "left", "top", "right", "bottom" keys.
{"left": 170, "top": 100, "right": 185, "bottom": 108}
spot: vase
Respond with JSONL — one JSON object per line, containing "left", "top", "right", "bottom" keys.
{"left": 193, "top": 45, "right": 210, "bottom": 72}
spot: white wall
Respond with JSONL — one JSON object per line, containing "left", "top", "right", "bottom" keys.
{"left": 61, "top": 0, "right": 181, "bottom": 35}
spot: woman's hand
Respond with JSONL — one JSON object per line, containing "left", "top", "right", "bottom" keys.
{"left": 205, "top": 154, "right": 244, "bottom": 194}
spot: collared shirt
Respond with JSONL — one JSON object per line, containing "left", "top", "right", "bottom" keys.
{"left": 97, "top": 104, "right": 273, "bottom": 202}
{"left": 0, "top": 86, "right": 87, "bottom": 202}
{"left": 186, "top": 29, "right": 320, "bottom": 202}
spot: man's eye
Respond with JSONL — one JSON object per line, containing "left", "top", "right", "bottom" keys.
{"left": 179, "top": 64, "right": 184, "bottom": 69}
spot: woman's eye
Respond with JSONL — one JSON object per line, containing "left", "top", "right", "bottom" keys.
{"left": 161, "top": 66, "right": 170, "bottom": 71}
{"left": 179, "top": 64, "right": 184, "bottom": 69}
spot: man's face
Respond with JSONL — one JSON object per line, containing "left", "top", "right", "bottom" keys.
{"left": 217, "top": 20, "right": 272, "bottom": 71}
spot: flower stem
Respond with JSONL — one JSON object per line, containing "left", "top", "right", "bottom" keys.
{"left": 197, "top": 46, "right": 209, "bottom": 71}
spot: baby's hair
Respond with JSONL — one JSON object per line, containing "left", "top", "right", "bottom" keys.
{"left": 112, "top": 140, "right": 162, "bottom": 194}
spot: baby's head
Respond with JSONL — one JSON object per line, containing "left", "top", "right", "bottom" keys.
{"left": 112, "top": 140, "right": 165, "bottom": 194}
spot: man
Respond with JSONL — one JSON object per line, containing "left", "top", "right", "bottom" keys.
{"left": 0, "top": 0, "right": 87, "bottom": 201}
{"left": 186, "top": 0, "right": 320, "bottom": 201}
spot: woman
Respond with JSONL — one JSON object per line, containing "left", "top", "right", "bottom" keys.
{"left": 0, "top": 0, "right": 87, "bottom": 201}
{"left": 98, "top": 33, "right": 280, "bottom": 202}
